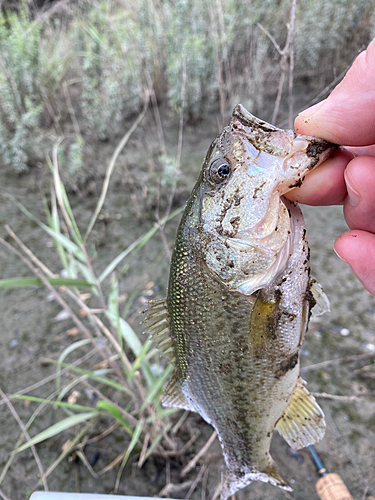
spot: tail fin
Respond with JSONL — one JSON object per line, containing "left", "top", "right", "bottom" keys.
{"left": 221, "top": 458, "right": 292, "bottom": 500}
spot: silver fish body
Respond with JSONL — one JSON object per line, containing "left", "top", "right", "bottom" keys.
{"left": 145, "top": 105, "right": 333, "bottom": 498}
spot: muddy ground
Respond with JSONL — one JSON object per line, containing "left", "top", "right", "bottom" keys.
{"left": 0, "top": 112, "right": 375, "bottom": 500}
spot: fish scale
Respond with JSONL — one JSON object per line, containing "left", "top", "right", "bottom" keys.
{"left": 144, "top": 105, "right": 334, "bottom": 499}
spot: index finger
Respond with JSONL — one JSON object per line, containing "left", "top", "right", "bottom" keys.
{"left": 285, "top": 147, "right": 351, "bottom": 205}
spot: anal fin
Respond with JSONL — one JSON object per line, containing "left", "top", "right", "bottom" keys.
{"left": 276, "top": 377, "right": 325, "bottom": 450}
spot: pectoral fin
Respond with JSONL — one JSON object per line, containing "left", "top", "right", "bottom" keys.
{"left": 310, "top": 279, "right": 330, "bottom": 317}
{"left": 276, "top": 377, "right": 325, "bottom": 450}
{"left": 300, "top": 280, "right": 330, "bottom": 347}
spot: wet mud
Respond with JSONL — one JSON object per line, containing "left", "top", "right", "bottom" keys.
{"left": 0, "top": 116, "right": 374, "bottom": 500}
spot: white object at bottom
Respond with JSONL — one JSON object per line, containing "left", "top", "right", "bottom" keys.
{"left": 30, "top": 493, "right": 179, "bottom": 500}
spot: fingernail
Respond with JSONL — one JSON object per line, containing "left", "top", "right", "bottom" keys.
{"left": 298, "top": 100, "right": 326, "bottom": 118}
{"left": 333, "top": 245, "right": 348, "bottom": 263}
{"left": 344, "top": 170, "right": 361, "bottom": 207}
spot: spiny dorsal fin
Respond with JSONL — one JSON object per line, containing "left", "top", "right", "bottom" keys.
{"left": 276, "top": 377, "right": 325, "bottom": 450}
{"left": 143, "top": 299, "right": 168, "bottom": 325}
{"left": 143, "top": 298, "right": 169, "bottom": 336}
{"left": 310, "top": 279, "right": 330, "bottom": 318}
{"left": 162, "top": 370, "right": 195, "bottom": 412}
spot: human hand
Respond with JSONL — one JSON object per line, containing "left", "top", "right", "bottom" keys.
{"left": 286, "top": 38, "right": 375, "bottom": 295}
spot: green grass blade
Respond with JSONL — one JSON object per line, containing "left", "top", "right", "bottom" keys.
{"left": 57, "top": 375, "right": 88, "bottom": 402}
{"left": 104, "top": 307, "right": 158, "bottom": 393}
{"left": 150, "top": 408, "right": 177, "bottom": 420}
{"left": 127, "top": 340, "right": 152, "bottom": 380}
{"left": 44, "top": 192, "right": 68, "bottom": 270}
{"left": 43, "top": 226, "right": 86, "bottom": 261}
{"left": 107, "top": 314, "right": 142, "bottom": 356}
{"left": 34, "top": 418, "right": 96, "bottom": 488}
{"left": 5, "top": 193, "right": 86, "bottom": 261}
{"left": 60, "top": 186, "right": 83, "bottom": 246}
{"left": 56, "top": 339, "right": 91, "bottom": 392}
{"left": 96, "top": 401, "right": 133, "bottom": 436}
{"left": 13, "top": 412, "right": 97, "bottom": 454}
{"left": 107, "top": 275, "right": 125, "bottom": 368}
{"left": 141, "top": 364, "right": 173, "bottom": 411}
{"left": 0, "top": 389, "right": 61, "bottom": 485}
{"left": 115, "top": 418, "right": 144, "bottom": 491}
{"left": 76, "top": 261, "right": 100, "bottom": 295}
{"left": 48, "top": 149, "right": 83, "bottom": 246}
{"left": 0, "top": 277, "right": 94, "bottom": 289}
{"left": 143, "top": 433, "right": 163, "bottom": 462}
{"left": 66, "top": 256, "right": 78, "bottom": 279}
{"left": 10, "top": 395, "right": 97, "bottom": 413}
{"left": 108, "top": 274, "right": 119, "bottom": 318}
{"left": 106, "top": 313, "right": 155, "bottom": 386}
{"left": 99, "top": 228, "right": 158, "bottom": 283}
{"left": 98, "top": 205, "right": 184, "bottom": 284}
{"left": 84, "top": 22, "right": 105, "bottom": 44}
{"left": 48, "top": 360, "right": 134, "bottom": 396}
{"left": 143, "top": 423, "right": 172, "bottom": 463}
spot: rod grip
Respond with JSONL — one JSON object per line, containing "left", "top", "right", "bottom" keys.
{"left": 315, "top": 473, "right": 354, "bottom": 500}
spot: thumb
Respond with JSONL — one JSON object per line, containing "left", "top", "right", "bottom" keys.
{"left": 295, "top": 38, "right": 375, "bottom": 146}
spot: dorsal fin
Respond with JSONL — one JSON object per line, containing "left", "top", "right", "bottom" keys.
{"left": 276, "top": 377, "right": 325, "bottom": 450}
{"left": 144, "top": 299, "right": 195, "bottom": 412}
{"left": 143, "top": 299, "right": 169, "bottom": 334}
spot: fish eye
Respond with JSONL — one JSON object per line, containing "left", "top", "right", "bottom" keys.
{"left": 209, "top": 158, "right": 231, "bottom": 184}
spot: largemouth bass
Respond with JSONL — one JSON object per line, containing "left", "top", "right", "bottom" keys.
{"left": 145, "top": 105, "right": 333, "bottom": 498}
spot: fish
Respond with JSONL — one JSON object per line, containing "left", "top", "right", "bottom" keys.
{"left": 145, "top": 104, "right": 333, "bottom": 498}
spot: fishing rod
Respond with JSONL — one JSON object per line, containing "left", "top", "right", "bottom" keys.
{"left": 308, "top": 445, "right": 354, "bottom": 500}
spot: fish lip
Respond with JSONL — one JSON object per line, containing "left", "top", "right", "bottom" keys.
{"left": 306, "top": 139, "right": 337, "bottom": 157}
{"left": 304, "top": 140, "right": 338, "bottom": 170}
{"left": 231, "top": 104, "right": 281, "bottom": 133}
{"left": 232, "top": 104, "right": 338, "bottom": 149}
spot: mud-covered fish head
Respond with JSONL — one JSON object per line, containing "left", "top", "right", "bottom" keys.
{"left": 194, "top": 104, "right": 335, "bottom": 295}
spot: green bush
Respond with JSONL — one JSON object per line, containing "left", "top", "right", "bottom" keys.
{"left": 0, "top": 5, "right": 43, "bottom": 172}
{"left": 73, "top": 0, "right": 164, "bottom": 140}
{"left": 1, "top": 0, "right": 374, "bottom": 174}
